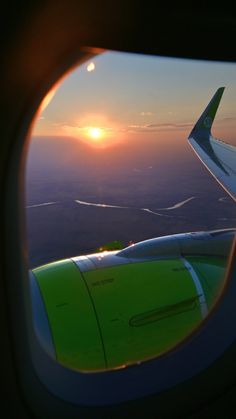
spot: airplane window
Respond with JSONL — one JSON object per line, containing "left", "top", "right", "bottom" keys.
{"left": 26, "top": 51, "right": 236, "bottom": 372}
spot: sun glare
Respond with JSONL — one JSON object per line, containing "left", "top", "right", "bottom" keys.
{"left": 87, "top": 127, "right": 103, "bottom": 140}
{"left": 87, "top": 62, "right": 95, "bottom": 72}
{"left": 59, "top": 113, "right": 124, "bottom": 148}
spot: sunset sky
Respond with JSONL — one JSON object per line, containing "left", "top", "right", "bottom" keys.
{"left": 32, "top": 51, "right": 236, "bottom": 147}
{"left": 27, "top": 51, "right": 236, "bottom": 268}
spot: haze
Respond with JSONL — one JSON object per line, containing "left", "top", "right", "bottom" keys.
{"left": 26, "top": 51, "right": 236, "bottom": 267}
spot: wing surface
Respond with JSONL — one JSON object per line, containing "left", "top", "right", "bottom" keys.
{"left": 188, "top": 87, "right": 236, "bottom": 202}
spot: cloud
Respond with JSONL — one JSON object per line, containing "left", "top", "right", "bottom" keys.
{"left": 140, "top": 111, "right": 154, "bottom": 116}
{"left": 127, "top": 121, "right": 193, "bottom": 133}
{"left": 220, "top": 117, "right": 236, "bottom": 122}
{"left": 126, "top": 116, "right": 236, "bottom": 134}
{"left": 147, "top": 122, "right": 193, "bottom": 129}
{"left": 54, "top": 119, "right": 195, "bottom": 136}
{"left": 62, "top": 123, "right": 116, "bottom": 133}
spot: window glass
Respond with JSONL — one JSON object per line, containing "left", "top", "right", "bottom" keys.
{"left": 26, "top": 52, "right": 236, "bottom": 371}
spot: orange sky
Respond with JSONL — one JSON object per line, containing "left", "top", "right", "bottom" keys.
{"left": 31, "top": 52, "right": 236, "bottom": 148}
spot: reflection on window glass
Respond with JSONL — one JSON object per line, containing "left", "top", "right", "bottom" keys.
{"left": 26, "top": 52, "right": 236, "bottom": 371}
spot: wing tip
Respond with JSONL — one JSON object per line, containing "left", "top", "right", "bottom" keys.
{"left": 188, "top": 87, "right": 225, "bottom": 140}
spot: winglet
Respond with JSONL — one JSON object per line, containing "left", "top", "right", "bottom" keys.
{"left": 188, "top": 87, "right": 236, "bottom": 201}
{"left": 188, "top": 87, "right": 225, "bottom": 140}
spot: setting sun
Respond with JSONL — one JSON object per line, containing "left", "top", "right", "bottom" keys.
{"left": 87, "top": 127, "right": 103, "bottom": 140}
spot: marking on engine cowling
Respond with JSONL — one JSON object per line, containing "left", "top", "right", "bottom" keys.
{"left": 181, "top": 257, "right": 208, "bottom": 319}
{"left": 92, "top": 278, "right": 114, "bottom": 287}
{"left": 56, "top": 302, "right": 69, "bottom": 308}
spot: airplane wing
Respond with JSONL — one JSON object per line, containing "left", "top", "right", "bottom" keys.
{"left": 188, "top": 87, "right": 236, "bottom": 202}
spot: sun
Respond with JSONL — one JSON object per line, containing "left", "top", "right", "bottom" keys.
{"left": 87, "top": 127, "right": 103, "bottom": 140}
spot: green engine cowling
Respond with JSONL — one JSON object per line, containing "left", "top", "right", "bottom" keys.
{"left": 30, "top": 229, "right": 233, "bottom": 371}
